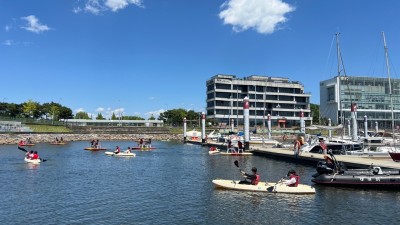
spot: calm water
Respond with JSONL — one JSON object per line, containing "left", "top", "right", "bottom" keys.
{"left": 0, "top": 140, "right": 399, "bottom": 225}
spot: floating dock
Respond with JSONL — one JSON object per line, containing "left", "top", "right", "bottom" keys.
{"left": 186, "top": 140, "right": 400, "bottom": 170}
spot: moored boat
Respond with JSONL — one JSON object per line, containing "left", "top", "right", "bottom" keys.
{"left": 212, "top": 179, "right": 315, "bottom": 194}
{"left": 389, "top": 152, "right": 400, "bottom": 162}
{"left": 312, "top": 152, "right": 400, "bottom": 188}
{"left": 105, "top": 151, "right": 136, "bottom": 157}
{"left": 24, "top": 157, "right": 41, "bottom": 164}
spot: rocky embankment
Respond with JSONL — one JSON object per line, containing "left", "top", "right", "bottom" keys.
{"left": 0, "top": 133, "right": 183, "bottom": 145}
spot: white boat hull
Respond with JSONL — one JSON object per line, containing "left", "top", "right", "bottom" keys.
{"left": 208, "top": 150, "right": 220, "bottom": 155}
{"left": 105, "top": 151, "right": 136, "bottom": 157}
{"left": 24, "top": 157, "right": 41, "bottom": 164}
{"left": 212, "top": 179, "right": 315, "bottom": 194}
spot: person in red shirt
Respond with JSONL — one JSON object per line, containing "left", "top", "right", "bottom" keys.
{"left": 114, "top": 146, "right": 121, "bottom": 154}
{"left": 32, "top": 151, "right": 39, "bottom": 160}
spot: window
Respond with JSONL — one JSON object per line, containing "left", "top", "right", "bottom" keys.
{"left": 327, "top": 87, "right": 335, "bottom": 101}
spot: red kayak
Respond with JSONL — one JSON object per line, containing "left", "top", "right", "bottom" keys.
{"left": 19, "top": 143, "right": 35, "bottom": 146}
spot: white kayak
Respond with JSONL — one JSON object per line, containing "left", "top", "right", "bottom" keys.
{"left": 105, "top": 151, "right": 136, "bottom": 157}
{"left": 219, "top": 152, "right": 253, "bottom": 156}
{"left": 209, "top": 148, "right": 221, "bottom": 155}
{"left": 218, "top": 148, "right": 253, "bottom": 156}
{"left": 212, "top": 179, "right": 315, "bottom": 194}
{"left": 24, "top": 157, "right": 41, "bottom": 164}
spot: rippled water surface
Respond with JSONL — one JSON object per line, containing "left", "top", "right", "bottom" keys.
{"left": 0, "top": 140, "right": 399, "bottom": 225}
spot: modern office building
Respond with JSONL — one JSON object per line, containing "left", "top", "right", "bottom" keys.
{"left": 206, "top": 74, "right": 312, "bottom": 128}
{"left": 320, "top": 76, "right": 400, "bottom": 130}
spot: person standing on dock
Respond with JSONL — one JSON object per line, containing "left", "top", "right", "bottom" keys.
{"left": 320, "top": 139, "right": 327, "bottom": 155}
{"left": 293, "top": 136, "right": 301, "bottom": 158}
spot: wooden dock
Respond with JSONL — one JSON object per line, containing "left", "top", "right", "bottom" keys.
{"left": 186, "top": 140, "right": 400, "bottom": 170}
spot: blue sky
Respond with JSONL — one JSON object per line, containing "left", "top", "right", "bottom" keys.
{"left": 1, "top": 0, "right": 400, "bottom": 119}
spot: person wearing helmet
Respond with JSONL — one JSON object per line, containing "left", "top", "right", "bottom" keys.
{"left": 283, "top": 169, "right": 299, "bottom": 187}
{"left": 239, "top": 167, "right": 260, "bottom": 185}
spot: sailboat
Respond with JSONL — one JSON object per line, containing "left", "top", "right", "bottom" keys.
{"left": 380, "top": 32, "right": 400, "bottom": 162}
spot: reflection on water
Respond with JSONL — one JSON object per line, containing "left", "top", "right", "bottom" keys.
{"left": 0, "top": 141, "right": 399, "bottom": 224}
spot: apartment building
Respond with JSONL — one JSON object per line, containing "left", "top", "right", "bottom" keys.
{"left": 206, "top": 74, "right": 311, "bottom": 128}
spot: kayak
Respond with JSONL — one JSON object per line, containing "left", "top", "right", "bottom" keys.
{"left": 105, "top": 151, "right": 136, "bottom": 157}
{"left": 132, "top": 147, "right": 156, "bottom": 150}
{"left": 209, "top": 149, "right": 221, "bottom": 155}
{"left": 19, "top": 144, "right": 35, "bottom": 146}
{"left": 219, "top": 148, "right": 253, "bottom": 156}
{"left": 219, "top": 152, "right": 253, "bottom": 156}
{"left": 212, "top": 179, "right": 316, "bottom": 194}
{"left": 84, "top": 147, "right": 108, "bottom": 151}
{"left": 24, "top": 157, "right": 41, "bottom": 164}
{"left": 49, "top": 142, "right": 67, "bottom": 145}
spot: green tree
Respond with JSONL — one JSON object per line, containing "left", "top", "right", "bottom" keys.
{"left": 111, "top": 112, "right": 117, "bottom": 120}
{"left": 58, "top": 106, "right": 73, "bottom": 119}
{"left": 96, "top": 113, "right": 105, "bottom": 120}
{"left": 75, "top": 111, "right": 90, "bottom": 119}
{"left": 122, "top": 115, "right": 144, "bottom": 120}
{"left": 148, "top": 114, "right": 155, "bottom": 120}
{"left": 310, "top": 103, "right": 320, "bottom": 124}
{"left": 23, "top": 100, "right": 40, "bottom": 118}
{"left": 158, "top": 108, "right": 201, "bottom": 127}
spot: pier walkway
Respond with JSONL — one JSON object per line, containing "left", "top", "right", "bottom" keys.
{"left": 186, "top": 140, "right": 400, "bottom": 170}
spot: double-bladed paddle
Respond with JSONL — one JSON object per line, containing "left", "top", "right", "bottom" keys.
{"left": 17, "top": 146, "right": 47, "bottom": 162}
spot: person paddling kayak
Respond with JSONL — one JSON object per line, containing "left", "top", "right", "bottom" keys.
{"left": 239, "top": 167, "right": 260, "bottom": 185}
{"left": 282, "top": 169, "right": 300, "bottom": 187}
{"left": 114, "top": 146, "right": 121, "bottom": 154}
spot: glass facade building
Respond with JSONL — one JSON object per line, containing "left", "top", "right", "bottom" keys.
{"left": 320, "top": 76, "right": 400, "bottom": 130}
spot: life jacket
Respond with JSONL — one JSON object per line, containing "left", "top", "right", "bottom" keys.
{"left": 32, "top": 154, "right": 39, "bottom": 160}
{"left": 251, "top": 174, "right": 260, "bottom": 185}
{"left": 288, "top": 174, "right": 299, "bottom": 187}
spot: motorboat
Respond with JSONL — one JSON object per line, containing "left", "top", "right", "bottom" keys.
{"left": 300, "top": 136, "right": 364, "bottom": 155}
{"left": 212, "top": 179, "right": 315, "bottom": 194}
{"left": 312, "top": 152, "right": 400, "bottom": 188}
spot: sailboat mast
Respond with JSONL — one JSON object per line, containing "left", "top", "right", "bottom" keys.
{"left": 336, "top": 33, "right": 344, "bottom": 127}
{"left": 382, "top": 31, "right": 395, "bottom": 137}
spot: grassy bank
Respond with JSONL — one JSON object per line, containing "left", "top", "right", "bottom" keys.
{"left": 26, "top": 124, "right": 72, "bottom": 133}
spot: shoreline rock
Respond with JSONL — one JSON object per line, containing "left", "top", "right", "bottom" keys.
{"left": 0, "top": 133, "right": 183, "bottom": 145}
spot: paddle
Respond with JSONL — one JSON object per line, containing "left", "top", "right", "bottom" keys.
{"left": 18, "top": 146, "right": 27, "bottom": 152}
{"left": 18, "top": 146, "right": 47, "bottom": 162}
{"left": 234, "top": 160, "right": 249, "bottom": 183}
